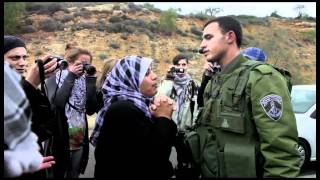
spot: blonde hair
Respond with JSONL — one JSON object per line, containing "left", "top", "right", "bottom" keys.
{"left": 97, "top": 58, "right": 119, "bottom": 89}
{"left": 64, "top": 44, "right": 93, "bottom": 63}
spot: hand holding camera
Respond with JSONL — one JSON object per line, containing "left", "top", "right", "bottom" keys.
{"left": 69, "top": 60, "right": 85, "bottom": 77}
{"left": 69, "top": 60, "right": 97, "bottom": 77}
{"left": 203, "top": 62, "right": 221, "bottom": 77}
{"left": 27, "top": 55, "right": 59, "bottom": 88}
{"left": 166, "top": 65, "right": 185, "bottom": 80}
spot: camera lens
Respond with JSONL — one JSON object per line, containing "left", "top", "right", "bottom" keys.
{"left": 82, "top": 62, "right": 96, "bottom": 75}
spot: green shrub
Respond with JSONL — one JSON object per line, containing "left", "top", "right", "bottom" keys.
{"left": 120, "top": 33, "right": 129, "bottom": 40}
{"left": 74, "top": 11, "right": 91, "bottom": 18}
{"left": 176, "top": 46, "right": 186, "bottom": 52}
{"left": 109, "top": 43, "right": 120, "bottom": 49}
{"left": 61, "top": 14, "right": 74, "bottom": 23}
{"left": 24, "top": 18, "right": 33, "bottom": 25}
{"left": 124, "top": 25, "right": 135, "bottom": 34}
{"left": 270, "top": 10, "right": 282, "bottom": 18}
{"left": 176, "top": 29, "right": 188, "bottom": 37}
{"left": 106, "top": 23, "right": 124, "bottom": 33}
{"left": 77, "top": 22, "right": 96, "bottom": 30}
{"left": 109, "top": 16, "right": 123, "bottom": 23}
{"left": 99, "top": 53, "right": 108, "bottom": 60}
{"left": 4, "top": 2, "right": 26, "bottom": 34}
{"left": 191, "top": 12, "right": 210, "bottom": 21}
{"left": 25, "top": 3, "right": 64, "bottom": 15}
{"left": 301, "top": 29, "right": 316, "bottom": 44}
{"left": 142, "top": 3, "right": 161, "bottom": 13}
{"left": 159, "top": 8, "right": 177, "bottom": 36}
{"left": 128, "top": 2, "right": 142, "bottom": 12}
{"left": 20, "top": 25, "right": 36, "bottom": 33}
{"left": 235, "top": 15, "right": 270, "bottom": 27}
{"left": 190, "top": 26, "right": 202, "bottom": 36}
{"left": 39, "top": 19, "right": 64, "bottom": 32}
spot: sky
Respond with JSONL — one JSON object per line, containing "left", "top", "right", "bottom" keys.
{"left": 135, "top": 2, "right": 316, "bottom": 18}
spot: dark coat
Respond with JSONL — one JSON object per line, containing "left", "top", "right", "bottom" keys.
{"left": 45, "top": 72, "right": 97, "bottom": 177}
{"left": 94, "top": 100, "right": 177, "bottom": 178}
{"left": 22, "top": 79, "right": 55, "bottom": 143}
{"left": 20, "top": 78, "right": 55, "bottom": 178}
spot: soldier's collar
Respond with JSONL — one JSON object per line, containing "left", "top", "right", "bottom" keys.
{"left": 221, "top": 54, "right": 248, "bottom": 74}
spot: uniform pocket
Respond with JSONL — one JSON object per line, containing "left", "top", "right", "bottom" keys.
{"left": 224, "top": 143, "right": 256, "bottom": 177}
{"left": 214, "top": 111, "right": 245, "bottom": 134}
{"left": 201, "top": 130, "right": 219, "bottom": 178}
{"left": 184, "top": 131, "right": 200, "bottom": 165}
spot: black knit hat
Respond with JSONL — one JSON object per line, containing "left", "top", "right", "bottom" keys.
{"left": 4, "top": 35, "right": 26, "bottom": 54}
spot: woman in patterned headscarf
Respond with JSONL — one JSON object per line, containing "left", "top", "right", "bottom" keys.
{"left": 93, "top": 55, "right": 177, "bottom": 178}
{"left": 45, "top": 44, "right": 97, "bottom": 178}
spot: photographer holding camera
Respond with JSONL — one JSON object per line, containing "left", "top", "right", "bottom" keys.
{"left": 4, "top": 35, "right": 57, "bottom": 178}
{"left": 157, "top": 54, "right": 199, "bottom": 177}
{"left": 45, "top": 44, "right": 97, "bottom": 178}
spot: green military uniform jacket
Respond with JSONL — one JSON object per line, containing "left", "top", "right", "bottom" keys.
{"left": 197, "top": 54, "right": 300, "bottom": 177}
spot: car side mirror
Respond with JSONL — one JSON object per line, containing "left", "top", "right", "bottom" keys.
{"left": 310, "top": 109, "right": 316, "bottom": 119}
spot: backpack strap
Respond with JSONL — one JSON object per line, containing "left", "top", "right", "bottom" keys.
{"left": 231, "top": 61, "right": 264, "bottom": 108}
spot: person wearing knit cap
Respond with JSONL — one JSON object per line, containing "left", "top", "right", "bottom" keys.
{"left": 4, "top": 35, "right": 28, "bottom": 74}
{"left": 4, "top": 35, "right": 58, "bottom": 178}
{"left": 242, "top": 47, "right": 267, "bottom": 62}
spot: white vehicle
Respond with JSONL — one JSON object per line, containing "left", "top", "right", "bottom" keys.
{"left": 291, "top": 85, "right": 316, "bottom": 168}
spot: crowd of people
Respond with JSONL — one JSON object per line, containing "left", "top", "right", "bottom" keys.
{"left": 4, "top": 16, "right": 301, "bottom": 178}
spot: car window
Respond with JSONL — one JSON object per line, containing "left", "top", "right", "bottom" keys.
{"left": 291, "top": 88, "right": 316, "bottom": 113}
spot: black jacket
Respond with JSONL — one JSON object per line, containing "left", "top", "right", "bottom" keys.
{"left": 94, "top": 100, "right": 177, "bottom": 178}
{"left": 22, "top": 79, "right": 55, "bottom": 143}
{"left": 45, "top": 72, "right": 97, "bottom": 177}
{"left": 20, "top": 78, "right": 55, "bottom": 178}
{"left": 197, "top": 73, "right": 211, "bottom": 108}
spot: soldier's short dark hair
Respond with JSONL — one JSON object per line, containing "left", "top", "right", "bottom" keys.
{"left": 203, "top": 16, "right": 242, "bottom": 48}
{"left": 172, "top": 54, "right": 189, "bottom": 65}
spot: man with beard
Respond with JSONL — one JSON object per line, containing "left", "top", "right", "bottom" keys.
{"left": 186, "top": 16, "right": 301, "bottom": 178}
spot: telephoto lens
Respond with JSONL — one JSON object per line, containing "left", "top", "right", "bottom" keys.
{"left": 82, "top": 62, "right": 96, "bottom": 76}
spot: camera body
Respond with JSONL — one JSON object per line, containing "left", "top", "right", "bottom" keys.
{"left": 169, "top": 66, "right": 185, "bottom": 74}
{"left": 44, "top": 56, "right": 68, "bottom": 70}
{"left": 166, "top": 67, "right": 185, "bottom": 80}
{"left": 82, "top": 61, "right": 96, "bottom": 76}
{"left": 204, "top": 62, "right": 221, "bottom": 77}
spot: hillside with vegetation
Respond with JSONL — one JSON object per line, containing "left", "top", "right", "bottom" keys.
{"left": 5, "top": 2, "right": 316, "bottom": 84}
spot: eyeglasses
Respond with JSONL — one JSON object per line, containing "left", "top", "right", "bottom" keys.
{"left": 8, "top": 55, "right": 29, "bottom": 61}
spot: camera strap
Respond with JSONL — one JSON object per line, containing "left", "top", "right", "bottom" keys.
{"left": 35, "top": 59, "right": 47, "bottom": 96}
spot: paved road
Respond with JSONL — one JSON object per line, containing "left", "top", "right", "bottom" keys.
{"left": 80, "top": 130, "right": 316, "bottom": 178}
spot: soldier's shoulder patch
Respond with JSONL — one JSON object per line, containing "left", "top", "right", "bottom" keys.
{"left": 260, "top": 94, "right": 283, "bottom": 121}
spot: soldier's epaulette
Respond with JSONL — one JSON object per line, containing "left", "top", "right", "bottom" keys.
{"left": 252, "top": 64, "right": 273, "bottom": 75}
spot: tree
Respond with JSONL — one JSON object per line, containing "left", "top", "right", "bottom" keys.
{"left": 270, "top": 10, "right": 281, "bottom": 18}
{"left": 4, "top": 2, "right": 26, "bottom": 34}
{"left": 159, "top": 8, "right": 177, "bottom": 36}
{"left": 205, "top": 7, "right": 223, "bottom": 17}
{"left": 294, "top": 5, "right": 305, "bottom": 19}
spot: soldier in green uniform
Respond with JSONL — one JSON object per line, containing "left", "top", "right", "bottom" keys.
{"left": 187, "top": 16, "right": 301, "bottom": 178}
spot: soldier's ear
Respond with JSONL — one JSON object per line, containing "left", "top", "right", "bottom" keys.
{"left": 226, "top": 31, "right": 235, "bottom": 44}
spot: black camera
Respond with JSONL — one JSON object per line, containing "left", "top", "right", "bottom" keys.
{"left": 198, "top": 47, "right": 205, "bottom": 54}
{"left": 204, "top": 62, "right": 221, "bottom": 77}
{"left": 82, "top": 62, "right": 96, "bottom": 76}
{"left": 169, "top": 66, "right": 185, "bottom": 74}
{"left": 166, "top": 67, "right": 185, "bottom": 80}
{"left": 43, "top": 56, "right": 68, "bottom": 70}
